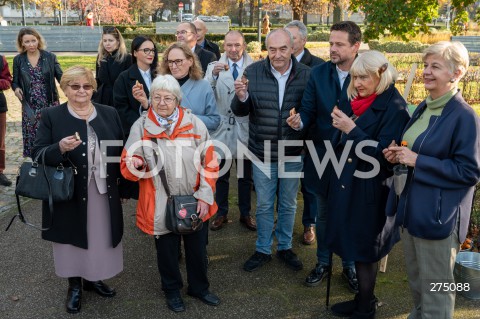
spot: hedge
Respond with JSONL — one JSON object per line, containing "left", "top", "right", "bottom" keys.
{"left": 368, "top": 40, "right": 429, "bottom": 53}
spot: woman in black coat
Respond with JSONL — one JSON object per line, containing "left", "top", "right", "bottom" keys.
{"left": 326, "top": 51, "right": 410, "bottom": 319}
{"left": 12, "top": 27, "right": 63, "bottom": 157}
{"left": 32, "top": 66, "right": 124, "bottom": 314}
{"left": 92, "top": 26, "right": 131, "bottom": 106}
{"left": 113, "top": 36, "right": 158, "bottom": 137}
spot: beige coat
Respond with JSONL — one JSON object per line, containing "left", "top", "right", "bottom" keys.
{"left": 205, "top": 52, "right": 254, "bottom": 158}
{"left": 121, "top": 107, "right": 218, "bottom": 236}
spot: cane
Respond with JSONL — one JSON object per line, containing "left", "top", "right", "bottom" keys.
{"left": 325, "top": 251, "right": 333, "bottom": 308}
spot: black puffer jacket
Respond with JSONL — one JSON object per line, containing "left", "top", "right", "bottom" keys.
{"left": 231, "top": 56, "right": 310, "bottom": 161}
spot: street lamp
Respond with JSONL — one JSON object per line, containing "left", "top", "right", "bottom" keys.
{"left": 21, "top": 0, "right": 26, "bottom": 26}
{"left": 257, "top": 0, "right": 262, "bottom": 43}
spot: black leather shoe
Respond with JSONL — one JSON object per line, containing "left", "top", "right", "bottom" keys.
{"left": 0, "top": 173, "right": 12, "bottom": 187}
{"left": 83, "top": 279, "right": 116, "bottom": 297}
{"left": 166, "top": 296, "right": 186, "bottom": 312}
{"left": 66, "top": 277, "right": 82, "bottom": 314}
{"left": 187, "top": 291, "right": 220, "bottom": 306}
{"left": 331, "top": 294, "right": 378, "bottom": 317}
{"left": 276, "top": 249, "right": 303, "bottom": 271}
{"left": 305, "top": 264, "right": 331, "bottom": 287}
{"left": 243, "top": 251, "right": 272, "bottom": 272}
{"left": 342, "top": 267, "right": 359, "bottom": 293}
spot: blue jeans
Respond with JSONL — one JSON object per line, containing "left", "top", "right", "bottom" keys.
{"left": 316, "top": 191, "right": 354, "bottom": 269}
{"left": 252, "top": 159, "right": 303, "bottom": 255}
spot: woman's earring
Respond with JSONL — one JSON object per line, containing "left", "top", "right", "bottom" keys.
{"left": 450, "top": 78, "right": 456, "bottom": 83}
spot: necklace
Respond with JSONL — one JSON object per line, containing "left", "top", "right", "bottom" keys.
{"left": 69, "top": 103, "right": 94, "bottom": 120}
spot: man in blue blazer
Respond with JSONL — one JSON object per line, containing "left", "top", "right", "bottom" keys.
{"left": 296, "top": 21, "right": 362, "bottom": 293}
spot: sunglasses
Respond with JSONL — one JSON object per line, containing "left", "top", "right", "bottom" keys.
{"left": 68, "top": 84, "right": 94, "bottom": 91}
{"left": 103, "top": 26, "right": 118, "bottom": 34}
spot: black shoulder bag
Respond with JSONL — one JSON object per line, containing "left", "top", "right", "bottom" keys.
{"left": 152, "top": 141, "right": 203, "bottom": 235}
{"left": 6, "top": 147, "right": 77, "bottom": 231}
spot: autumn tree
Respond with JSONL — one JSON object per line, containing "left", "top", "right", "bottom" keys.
{"left": 350, "top": 0, "right": 477, "bottom": 40}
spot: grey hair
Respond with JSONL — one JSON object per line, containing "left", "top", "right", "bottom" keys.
{"left": 265, "top": 28, "right": 294, "bottom": 48}
{"left": 422, "top": 41, "right": 469, "bottom": 79}
{"left": 284, "top": 20, "right": 308, "bottom": 39}
{"left": 149, "top": 74, "right": 183, "bottom": 104}
{"left": 347, "top": 50, "right": 398, "bottom": 99}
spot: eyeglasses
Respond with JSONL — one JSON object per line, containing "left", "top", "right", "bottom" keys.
{"left": 152, "top": 96, "right": 176, "bottom": 104}
{"left": 175, "top": 30, "right": 195, "bottom": 36}
{"left": 68, "top": 84, "right": 94, "bottom": 91}
{"left": 137, "top": 48, "right": 157, "bottom": 55}
{"left": 167, "top": 59, "right": 185, "bottom": 67}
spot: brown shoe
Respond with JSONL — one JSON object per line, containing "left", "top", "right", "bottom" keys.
{"left": 239, "top": 216, "right": 257, "bottom": 231}
{"left": 210, "top": 215, "right": 228, "bottom": 231}
{"left": 302, "top": 226, "right": 316, "bottom": 245}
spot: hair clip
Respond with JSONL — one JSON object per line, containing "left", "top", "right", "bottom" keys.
{"left": 378, "top": 63, "right": 388, "bottom": 75}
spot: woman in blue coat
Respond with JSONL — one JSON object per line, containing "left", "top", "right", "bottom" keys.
{"left": 383, "top": 41, "right": 480, "bottom": 319}
{"left": 326, "top": 51, "right": 410, "bottom": 319}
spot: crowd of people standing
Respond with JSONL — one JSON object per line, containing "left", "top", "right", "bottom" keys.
{"left": 0, "top": 19, "right": 479, "bottom": 319}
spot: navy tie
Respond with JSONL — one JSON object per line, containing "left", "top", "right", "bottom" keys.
{"left": 232, "top": 63, "right": 238, "bottom": 80}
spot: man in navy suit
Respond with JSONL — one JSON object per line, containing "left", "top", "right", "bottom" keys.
{"left": 176, "top": 22, "right": 217, "bottom": 73}
{"left": 293, "top": 21, "right": 362, "bottom": 293}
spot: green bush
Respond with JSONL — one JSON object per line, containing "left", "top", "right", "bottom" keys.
{"left": 246, "top": 41, "right": 261, "bottom": 53}
{"left": 307, "top": 31, "right": 330, "bottom": 41}
{"left": 368, "top": 40, "right": 429, "bottom": 53}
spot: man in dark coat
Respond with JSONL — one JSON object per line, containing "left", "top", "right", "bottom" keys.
{"left": 176, "top": 22, "right": 216, "bottom": 73}
{"left": 285, "top": 20, "right": 325, "bottom": 68}
{"left": 231, "top": 29, "right": 310, "bottom": 273}
{"left": 296, "top": 21, "right": 362, "bottom": 293}
{"left": 194, "top": 19, "right": 221, "bottom": 60}
{"left": 284, "top": 20, "right": 324, "bottom": 245}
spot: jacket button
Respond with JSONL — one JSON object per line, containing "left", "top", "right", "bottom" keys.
{"left": 82, "top": 153, "right": 86, "bottom": 156}
{"left": 82, "top": 142, "right": 86, "bottom": 145}
{"left": 227, "top": 128, "right": 230, "bottom": 131}
{"left": 228, "top": 110, "right": 231, "bottom": 113}
{"left": 347, "top": 158, "right": 352, "bottom": 163}
{"left": 82, "top": 165, "right": 87, "bottom": 168}
{"left": 341, "top": 185, "right": 345, "bottom": 189}
{"left": 108, "top": 185, "right": 111, "bottom": 188}
{"left": 82, "top": 198, "right": 86, "bottom": 201}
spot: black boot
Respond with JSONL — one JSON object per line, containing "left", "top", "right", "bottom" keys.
{"left": 349, "top": 308, "right": 375, "bottom": 319}
{"left": 331, "top": 294, "right": 378, "bottom": 317}
{"left": 66, "top": 277, "right": 82, "bottom": 314}
{"left": 83, "top": 279, "right": 116, "bottom": 297}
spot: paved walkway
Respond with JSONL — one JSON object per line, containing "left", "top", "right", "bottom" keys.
{"left": 0, "top": 89, "right": 26, "bottom": 215}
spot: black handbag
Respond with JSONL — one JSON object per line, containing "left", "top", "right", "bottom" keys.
{"left": 6, "top": 147, "right": 77, "bottom": 231}
{"left": 157, "top": 160, "right": 203, "bottom": 235}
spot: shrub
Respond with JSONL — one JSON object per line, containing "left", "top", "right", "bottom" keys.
{"left": 247, "top": 41, "right": 261, "bottom": 53}
{"left": 307, "top": 31, "right": 330, "bottom": 41}
{"left": 368, "top": 40, "right": 429, "bottom": 53}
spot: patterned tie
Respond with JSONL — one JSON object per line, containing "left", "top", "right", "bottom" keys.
{"left": 232, "top": 63, "right": 238, "bottom": 80}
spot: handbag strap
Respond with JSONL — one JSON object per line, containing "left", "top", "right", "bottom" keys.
{"left": 6, "top": 147, "right": 53, "bottom": 231}
{"left": 151, "top": 139, "right": 171, "bottom": 198}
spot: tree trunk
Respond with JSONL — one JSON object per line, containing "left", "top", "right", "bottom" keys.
{"left": 303, "top": 13, "right": 307, "bottom": 25}
{"left": 239, "top": 0, "right": 244, "bottom": 27}
{"left": 333, "top": 1, "right": 341, "bottom": 24}
{"left": 292, "top": 8, "right": 301, "bottom": 21}
{"left": 249, "top": 0, "right": 254, "bottom": 26}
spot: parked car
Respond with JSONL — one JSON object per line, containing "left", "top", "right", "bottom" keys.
{"left": 181, "top": 13, "right": 193, "bottom": 22}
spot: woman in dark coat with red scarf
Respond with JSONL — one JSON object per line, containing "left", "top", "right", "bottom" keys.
{"left": 325, "top": 51, "right": 410, "bottom": 319}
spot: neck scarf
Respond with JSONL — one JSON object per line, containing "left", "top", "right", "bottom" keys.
{"left": 351, "top": 93, "right": 378, "bottom": 117}
{"left": 154, "top": 107, "right": 179, "bottom": 130}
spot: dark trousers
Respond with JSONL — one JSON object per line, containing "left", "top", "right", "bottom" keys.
{"left": 300, "top": 153, "right": 318, "bottom": 227}
{"left": 0, "top": 112, "right": 5, "bottom": 173}
{"left": 215, "top": 158, "right": 253, "bottom": 217}
{"left": 154, "top": 222, "right": 209, "bottom": 298}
